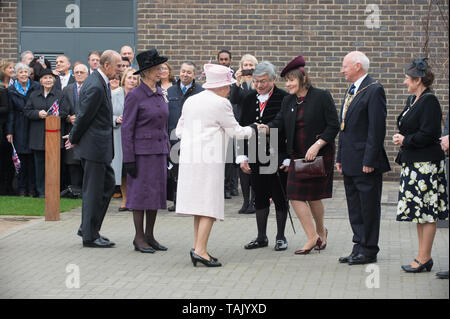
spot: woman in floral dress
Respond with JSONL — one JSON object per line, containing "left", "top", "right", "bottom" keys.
{"left": 393, "top": 58, "right": 448, "bottom": 273}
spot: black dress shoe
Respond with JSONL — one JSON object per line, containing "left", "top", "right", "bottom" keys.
{"left": 77, "top": 229, "right": 114, "bottom": 245}
{"left": 274, "top": 239, "right": 288, "bottom": 251}
{"left": 168, "top": 204, "right": 176, "bottom": 212}
{"left": 244, "top": 202, "right": 256, "bottom": 214}
{"left": 83, "top": 237, "right": 115, "bottom": 248}
{"left": 224, "top": 191, "right": 232, "bottom": 199}
{"left": 133, "top": 240, "right": 155, "bottom": 253}
{"left": 436, "top": 270, "right": 449, "bottom": 279}
{"left": 338, "top": 252, "right": 358, "bottom": 263}
{"left": 244, "top": 238, "right": 268, "bottom": 249}
{"left": 348, "top": 253, "right": 377, "bottom": 265}
{"left": 402, "top": 258, "right": 433, "bottom": 273}
{"left": 238, "top": 201, "right": 249, "bottom": 214}
{"left": 118, "top": 207, "right": 129, "bottom": 211}
{"left": 148, "top": 240, "right": 168, "bottom": 251}
{"left": 191, "top": 252, "right": 222, "bottom": 267}
{"left": 190, "top": 248, "right": 218, "bottom": 262}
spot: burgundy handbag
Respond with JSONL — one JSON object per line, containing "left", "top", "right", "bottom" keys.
{"left": 294, "top": 156, "right": 326, "bottom": 179}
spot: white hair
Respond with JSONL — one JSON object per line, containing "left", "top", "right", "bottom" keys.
{"left": 350, "top": 51, "right": 370, "bottom": 72}
{"left": 14, "top": 62, "right": 31, "bottom": 75}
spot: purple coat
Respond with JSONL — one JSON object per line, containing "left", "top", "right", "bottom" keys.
{"left": 121, "top": 82, "right": 170, "bottom": 210}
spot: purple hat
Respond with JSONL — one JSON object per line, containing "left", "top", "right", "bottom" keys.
{"left": 280, "top": 56, "right": 306, "bottom": 77}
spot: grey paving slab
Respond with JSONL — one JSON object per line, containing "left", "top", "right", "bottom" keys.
{"left": 0, "top": 181, "right": 448, "bottom": 299}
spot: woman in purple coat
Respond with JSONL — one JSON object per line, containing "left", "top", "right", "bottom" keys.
{"left": 121, "top": 49, "right": 170, "bottom": 253}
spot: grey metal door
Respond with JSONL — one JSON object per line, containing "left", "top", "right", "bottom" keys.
{"left": 19, "top": 0, "right": 137, "bottom": 66}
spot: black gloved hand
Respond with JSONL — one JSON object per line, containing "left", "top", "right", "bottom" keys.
{"left": 124, "top": 162, "right": 137, "bottom": 178}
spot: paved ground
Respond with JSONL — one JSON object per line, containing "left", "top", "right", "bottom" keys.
{"left": 0, "top": 181, "right": 448, "bottom": 299}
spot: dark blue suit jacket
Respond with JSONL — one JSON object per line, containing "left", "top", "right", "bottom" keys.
{"left": 336, "top": 75, "right": 391, "bottom": 176}
{"left": 69, "top": 70, "right": 114, "bottom": 164}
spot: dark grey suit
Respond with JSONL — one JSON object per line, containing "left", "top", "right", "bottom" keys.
{"left": 69, "top": 70, "right": 115, "bottom": 242}
{"left": 337, "top": 75, "right": 391, "bottom": 259}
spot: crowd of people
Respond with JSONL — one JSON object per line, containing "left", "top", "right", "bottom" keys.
{"left": 0, "top": 46, "right": 448, "bottom": 277}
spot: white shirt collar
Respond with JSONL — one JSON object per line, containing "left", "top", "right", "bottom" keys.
{"left": 353, "top": 73, "right": 368, "bottom": 92}
{"left": 97, "top": 68, "right": 110, "bottom": 86}
{"left": 60, "top": 72, "right": 71, "bottom": 89}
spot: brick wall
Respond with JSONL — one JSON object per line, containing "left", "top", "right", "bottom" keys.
{"left": 0, "top": 0, "right": 18, "bottom": 61}
{"left": 1, "top": 0, "right": 448, "bottom": 181}
{"left": 138, "top": 0, "right": 448, "bottom": 180}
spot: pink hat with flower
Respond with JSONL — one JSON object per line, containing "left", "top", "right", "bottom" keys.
{"left": 202, "top": 64, "right": 236, "bottom": 89}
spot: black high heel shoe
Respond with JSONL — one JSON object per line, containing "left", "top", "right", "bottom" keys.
{"left": 190, "top": 248, "right": 217, "bottom": 261}
{"left": 133, "top": 240, "right": 155, "bottom": 253}
{"left": 294, "top": 237, "right": 323, "bottom": 255}
{"left": 191, "top": 252, "right": 222, "bottom": 267}
{"left": 401, "top": 258, "right": 433, "bottom": 273}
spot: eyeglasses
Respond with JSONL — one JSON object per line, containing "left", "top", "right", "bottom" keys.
{"left": 252, "top": 79, "right": 270, "bottom": 85}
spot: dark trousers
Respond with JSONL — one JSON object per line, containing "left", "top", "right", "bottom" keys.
{"left": 225, "top": 163, "right": 239, "bottom": 193}
{"left": 68, "top": 164, "right": 83, "bottom": 189}
{"left": 17, "top": 153, "right": 35, "bottom": 193}
{"left": 33, "top": 150, "right": 45, "bottom": 196}
{"left": 343, "top": 173, "right": 383, "bottom": 258}
{"left": 80, "top": 158, "right": 115, "bottom": 242}
{"left": 250, "top": 167, "right": 288, "bottom": 211}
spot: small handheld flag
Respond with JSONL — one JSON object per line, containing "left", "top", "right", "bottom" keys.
{"left": 11, "top": 143, "right": 21, "bottom": 174}
{"left": 47, "top": 100, "right": 59, "bottom": 116}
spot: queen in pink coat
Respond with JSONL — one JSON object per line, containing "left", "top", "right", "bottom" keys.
{"left": 175, "top": 64, "right": 254, "bottom": 267}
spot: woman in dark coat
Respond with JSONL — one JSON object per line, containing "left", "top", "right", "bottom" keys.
{"left": 265, "top": 56, "right": 340, "bottom": 254}
{"left": 121, "top": 49, "right": 170, "bottom": 253}
{"left": 392, "top": 58, "right": 448, "bottom": 273}
{"left": 24, "top": 68, "right": 63, "bottom": 197}
{"left": 6, "top": 63, "right": 40, "bottom": 196}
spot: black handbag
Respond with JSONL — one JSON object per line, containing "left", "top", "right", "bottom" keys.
{"left": 294, "top": 156, "right": 326, "bottom": 179}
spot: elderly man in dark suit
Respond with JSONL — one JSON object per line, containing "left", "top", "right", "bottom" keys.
{"left": 60, "top": 63, "right": 89, "bottom": 196}
{"left": 65, "top": 50, "right": 122, "bottom": 248}
{"left": 336, "top": 51, "right": 391, "bottom": 265}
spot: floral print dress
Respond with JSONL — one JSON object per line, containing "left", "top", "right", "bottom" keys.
{"left": 396, "top": 160, "right": 448, "bottom": 223}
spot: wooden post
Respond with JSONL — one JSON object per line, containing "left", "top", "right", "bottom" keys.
{"left": 45, "top": 116, "right": 60, "bottom": 221}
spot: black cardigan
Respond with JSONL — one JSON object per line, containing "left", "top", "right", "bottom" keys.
{"left": 396, "top": 88, "right": 445, "bottom": 164}
{"left": 268, "top": 86, "right": 340, "bottom": 157}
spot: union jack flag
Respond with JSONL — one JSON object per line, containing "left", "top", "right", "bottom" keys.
{"left": 47, "top": 100, "right": 59, "bottom": 116}
{"left": 11, "top": 143, "right": 21, "bottom": 174}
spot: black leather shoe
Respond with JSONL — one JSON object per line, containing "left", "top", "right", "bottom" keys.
{"left": 190, "top": 248, "right": 218, "bottom": 262}
{"left": 168, "top": 204, "right": 176, "bottom": 212}
{"left": 402, "top": 258, "right": 433, "bottom": 273}
{"left": 133, "top": 240, "right": 155, "bottom": 253}
{"left": 224, "top": 191, "right": 232, "bottom": 199}
{"left": 436, "top": 270, "right": 449, "bottom": 279}
{"left": 244, "top": 202, "right": 256, "bottom": 214}
{"left": 338, "top": 252, "right": 358, "bottom": 263}
{"left": 348, "top": 253, "right": 377, "bottom": 265}
{"left": 274, "top": 239, "right": 288, "bottom": 251}
{"left": 238, "top": 201, "right": 249, "bottom": 214}
{"left": 77, "top": 229, "right": 114, "bottom": 245}
{"left": 244, "top": 238, "right": 268, "bottom": 249}
{"left": 83, "top": 237, "right": 115, "bottom": 248}
{"left": 148, "top": 240, "right": 168, "bottom": 251}
{"left": 118, "top": 207, "right": 129, "bottom": 211}
{"left": 191, "top": 252, "right": 222, "bottom": 267}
